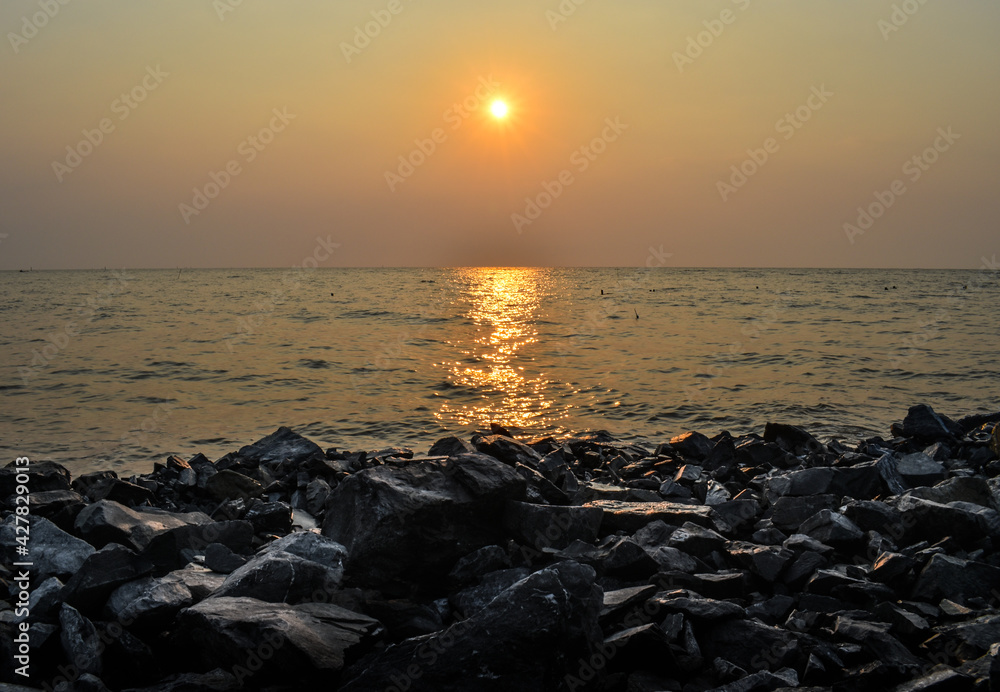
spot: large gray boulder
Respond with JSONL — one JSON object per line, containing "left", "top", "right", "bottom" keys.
{"left": 74, "top": 500, "right": 211, "bottom": 551}
{"left": 322, "top": 453, "right": 526, "bottom": 591}
{"left": 180, "top": 597, "right": 381, "bottom": 680}
{"left": 0, "top": 516, "right": 94, "bottom": 581}
{"left": 338, "top": 561, "right": 603, "bottom": 691}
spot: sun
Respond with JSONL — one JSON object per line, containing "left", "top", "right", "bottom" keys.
{"left": 490, "top": 100, "right": 509, "bottom": 119}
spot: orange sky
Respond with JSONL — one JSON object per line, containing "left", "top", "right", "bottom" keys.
{"left": 1, "top": 0, "right": 998, "bottom": 269}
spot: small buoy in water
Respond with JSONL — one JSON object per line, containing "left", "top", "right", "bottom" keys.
{"left": 601, "top": 289, "right": 604, "bottom": 295}
{"left": 634, "top": 308, "right": 639, "bottom": 320}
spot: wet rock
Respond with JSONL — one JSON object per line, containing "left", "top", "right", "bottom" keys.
{"left": 338, "top": 561, "right": 602, "bottom": 691}
{"left": 584, "top": 499, "right": 718, "bottom": 535}
{"left": 363, "top": 599, "right": 443, "bottom": 641}
{"left": 871, "top": 551, "right": 915, "bottom": 584}
{"left": 650, "top": 590, "right": 745, "bottom": 621}
{"left": 669, "top": 431, "right": 715, "bottom": 461}
{"left": 235, "top": 426, "right": 326, "bottom": 470}
{"left": 735, "top": 439, "right": 798, "bottom": 470}
{"left": 74, "top": 500, "right": 211, "bottom": 551}
{"left": 0, "top": 460, "right": 71, "bottom": 496}
{"left": 167, "top": 564, "right": 225, "bottom": 601}
{"left": 834, "top": 615, "right": 923, "bottom": 675}
{"left": 210, "top": 551, "right": 343, "bottom": 604}
{"left": 667, "top": 522, "right": 727, "bottom": 555}
{"left": 699, "top": 619, "right": 800, "bottom": 672}
{"left": 105, "top": 574, "right": 194, "bottom": 626}
{"left": 204, "top": 469, "right": 264, "bottom": 502}
{"left": 141, "top": 520, "right": 254, "bottom": 572}
{"left": 896, "top": 404, "right": 963, "bottom": 442}
{"left": 503, "top": 501, "right": 603, "bottom": 551}
{"left": 181, "top": 597, "right": 381, "bottom": 678}
{"left": 21, "top": 489, "right": 86, "bottom": 519}
{"left": 322, "top": 453, "right": 526, "bottom": 591}
{"left": 769, "top": 495, "right": 841, "bottom": 531}
{"left": 764, "top": 422, "right": 824, "bottom": 456}
{"left": 427, "top": 436, "right": 476, "bottom": 457}
{"left": 59, "top": 603, "right": 102, "bottom": 676}
{"left": 893, "top": 665, "right": 974, "bottom": 691}
{"left": 26, "top": 576, "right": 64, "bottom": 622}
{"left": 842, "top": 499, "right": 902, "bottom": 533}
{"left": 728, "top": 543, "right": 793, "bottom": 582}
{"left": 911, "top": 553, "right": 1000, "bottom": 605}
{"left": 799, "top": 509, "right": 864, "bottom": 546}
{"left": 450, "top": 567, "right": 530, "bottom": 617}
{"left": 907, "top": 476, "right": 997, "bottom": 509}
{"left": 890, "top": 496, "right": 1000, "bottom": 545}
{"left": 203, "top": 543, "right": 247, "bottom": 574}
{"left": 447, "top": 545, "right": 511, "bottom": 587}
{"left": 243, "top": 501, "right": 292, "bottom": 535}
{"left": 0, "top": 516, "right": 94, "bottom": 581}
{"left": 600, "top": 584, "right": 658, "bottom": 624}
{"left": 897, "top": 453, "right": 947, "bottom": 487}
{"left": 261, "top": 531, "right": 347, "bottom": 574}
{"left": 305, "top": 478, "right": 331, "bottom": 516}
{"left": 61, "top": 544, "right": 154, "bottom": 614}
{"left": 473, "top": 434, "right": 543, "bottom": 468}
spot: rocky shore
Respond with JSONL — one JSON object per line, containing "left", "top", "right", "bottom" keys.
{"left": 2, "top": 404, "right": 1000, "bottom": 691}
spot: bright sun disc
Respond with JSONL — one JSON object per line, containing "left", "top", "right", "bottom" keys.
{"left": 490, "top": 100, "right": 509, "bottom": 118}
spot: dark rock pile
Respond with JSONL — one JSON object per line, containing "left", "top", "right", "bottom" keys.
{"left": 2, "top": 404, "right": 1000, "bottom": 691}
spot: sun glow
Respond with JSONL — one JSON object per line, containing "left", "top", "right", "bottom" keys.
{"left": 490, "top": 100, "right": 509, "bottom": 119}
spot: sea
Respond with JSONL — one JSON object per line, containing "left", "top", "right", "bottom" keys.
{"left": 1, "top": 267, "right": 998, "bottom": 478}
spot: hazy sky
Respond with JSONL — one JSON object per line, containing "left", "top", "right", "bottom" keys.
{"left": 1, "top": 0, "right": 998, "bottom": 269}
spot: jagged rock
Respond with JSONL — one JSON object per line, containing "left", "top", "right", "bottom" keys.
{"left": 766, "top": 465, "right": 881, "bottom": 501}
{"left": 59, "top": 604, "right": 102, "bottom": 676}
{"left": 428, "top": 436, "right": 476, "bottom": 457}
{"left": 74, "top": 500, "right": 211, "bottom": 551}
{"left": 912, "top": 554, "right": 1000, "bottom": 605}
{"left": 842, "top": 499, "right": 903, "bottom": 533}
{"left": 890, "top": 496, "right": 1000, "bottom": 545}
{"left": 667, "top": 522, "right": 727, "bottom": 554}
{"left": 764, "top": 422, "right": 824, "bottom": 456}
{"left": 235, "top": 426, "right": 325, "bottom": 470}
{"left": 770, "top": 495, "right": 841, "bottom": 531}
{"left": 799, "top": 510, "right": 864, "bottom": 546}
{"left": 338, "top": 561, "right": 602, "bottom": 691}
{"left": 105, "top": 574, "right": 193, "bottom": 626}
{"left": 502, "top": 501, "right": 603, "bottom": 551}
{"left": 260, "top": 532, "right": 347, "bottom": 574}
{"left": 204, "top": 470, "right": 264, "bottom": 502}
{"left": 728, "top": 543, "right": 793, "bottom": 582}
{"left": 21, "top": 489, "right": 86, "bottom": 518}
{"left": 600, "top": 584, "right": 659, "bottom": 623}
{"left": 584, "top": 499, "right": 718, "bottom": 535}
{"left": 871, "top": 551, "right": 915, "bottom": 584}
{"left": 746, "top": 595, "right": 796, "bottom": 625}
{"left": 450, "top": 567, "right": 530, "bottom": 617}
{"left": 893, "top": 665, "right": 974, "bottom": 691}
{"left": 141, "top": 520, "right": 254, "bottom": 571}
{"left": 926, "top": 614, "right": 1000, "bottom": 662}
{"left": 322, "top": 453, "right": 526, "bottom": 591}
{"left": 305, "top": 478, "right": 331, "bottom": 516}
{"left": 669, "top": 431, "right": 715, "bottom": 461}
{"left": 473, "top": 434, "right": 543, "bottom": 468}
{"left": 180, "top": 597, "right": 381, "bottom": 679}
{"left": 907, "top": 476, "right": 997, "bottom": 509}
{"left": 735, "top": 439, "right": 798, "bottom": 469}
{"left": 0, "top": 460, "right": 71, "bottom": 496}
{"left": 834, "top": 615, "right": 924, "bottom": 675}
{"left": 874, "top": 602, "right": 929, "bottom": 637}
{"left": 897, "top": 405, "right": 963, "bottom": 442}
{"left": 243, "top": 501, "right": 292, "bottom": 534}
{"left": 27, "top": 576, "right": 64, "bottom": 621}
{"left": 203, "top": 543, "right": 247, "bottom": 574}
{"left": 897, "top": 453, "right": 947, "bottom": 487}
{"left": 167, "top": 564, "right": 225, "bottom": 601}
{"left": 649, "top": 590, "right": 745, "bottom": 621}
{"left": 0, "top": 516, "right": 94, "bottom": 581}
{"left": 448, "top": 545, "right": 511, "bottom": 587}
{"left": 61, "top": 544, "right": 154, "bottom": 613}
{"left": 699, "top": 619, "right": 800, "bottom": 672}
{"left": 210, "top": 551, "right": 343, "bottom": 604}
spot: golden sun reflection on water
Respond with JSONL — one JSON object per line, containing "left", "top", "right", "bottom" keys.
{"left": 435, "top": 268, "right": 565, "bottom": 432}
